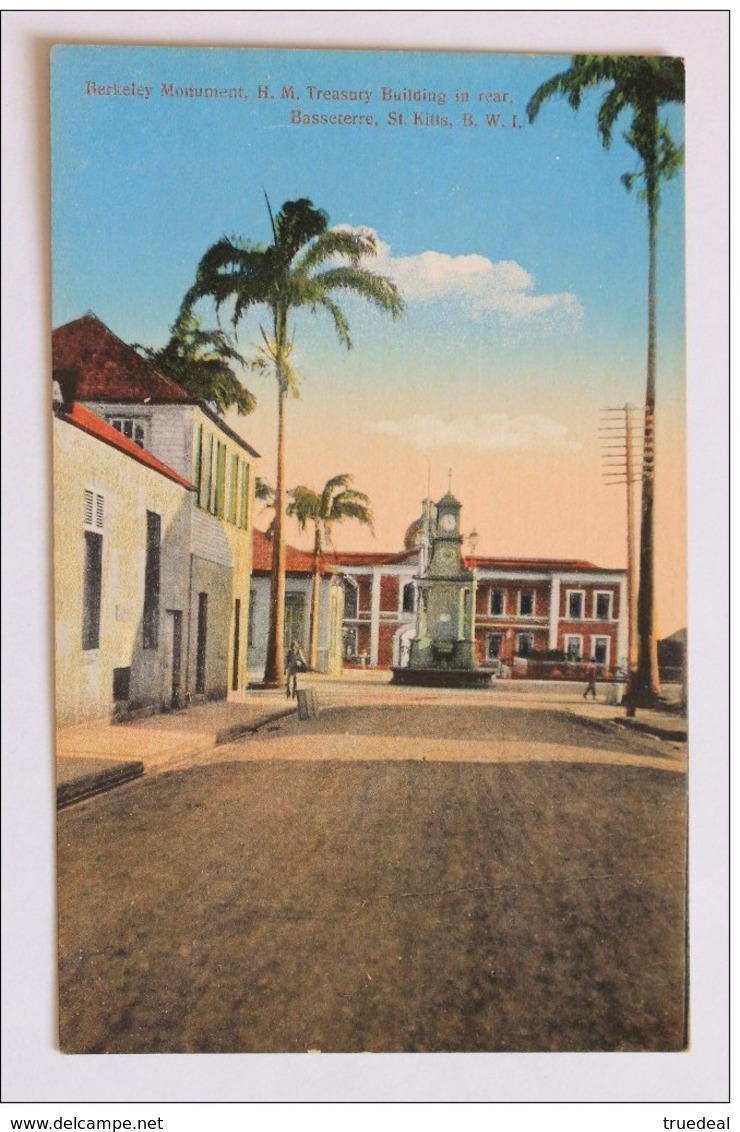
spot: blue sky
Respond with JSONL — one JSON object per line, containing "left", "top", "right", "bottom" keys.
{"left": 51, "top": 44, "right": 687, "bottom": 632}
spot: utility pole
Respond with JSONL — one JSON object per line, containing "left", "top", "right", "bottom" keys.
{"left": 599, "top": 404, "right": 644, "bottom": 684}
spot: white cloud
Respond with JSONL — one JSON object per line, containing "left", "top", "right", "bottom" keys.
{"left": 333, "top": 226, "right": 584, "bottom": 326}
{"left": 367, "top": 413, "right": 581, "bottom": 453}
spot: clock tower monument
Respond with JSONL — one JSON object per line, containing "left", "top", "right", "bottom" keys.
{"left": 393, "top": 492, "right": 488, "bottom": 684}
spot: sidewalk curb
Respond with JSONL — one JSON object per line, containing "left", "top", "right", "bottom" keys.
{"left": 616, "top": 718, "right": 687, "bottom": 743}
{"left": 57, "top": 760, "right": 145, "bottom": 809}
{"left": 58, "top": 705, "right": 299, "bottom": 809}
{"left": 214, "top": 705, "right": 298, "bottom": 746}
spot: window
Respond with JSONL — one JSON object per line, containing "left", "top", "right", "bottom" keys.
{"left": 214, "top": 442, "right": 226, "bottom": 517}
{"left": 591, "top": 636, "right": 610, "bottom": 665}
{"left": 565, "top": 635, "right": 582, "bottom": 661}
{"left": 284, "top": 593, "right": 306, "bottom": 650}
{"left": 239, "top": 462, "right": 250, "bottom": 529}
{"left": 516, "top": 633, "right": 534, "bottom": 657}
{"left": 343, "top": 627, "right": 358, "bottom": 658}
{"left": 143, "top": 511, "right": 161, "bottom": 649}
{"left": 194, "top": 425, "right": 204, "bottom": 506}
{"left": 204, "top": 433, "right": 214, "bottom": 512}
{"left": 229, "top": 454, "right": 239, "bottom": 524}
{"left": 519, "top": 590, "right": 534, "bottom": 617}
{"left": 343, "top": 579, "right": 358, "bottom": 620}
{"left": 82, "top": 490, "right": 104, "bottom": 650}
{"left": 248, "top": 589, "right": 257, "bottom": 651}
{"left": 594, "top": 591, "right": 613, "bottom": 620}
{"left": 82, "top": 531, "right": 103, "bottom": 649}
{"left": 402, "top": 582, "right": 416, "bottom": 613}
{"left": 108, "top": 416, "right": 146, "bottom": 449}
{"left": 567, "top": 590, "right": 585, "bottom": 619}
{"left": 487, "top": 633, "right": 503, "bottom": 660}
{"left": 489, "top": 589, "right": 505, "bottom": 616}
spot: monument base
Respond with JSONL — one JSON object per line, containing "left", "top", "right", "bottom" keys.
{"left": 390, "top": 666, "right": 494, "bottom": 688}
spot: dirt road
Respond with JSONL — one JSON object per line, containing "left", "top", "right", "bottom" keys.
{"left": 58, "top": 699, "right": 686, "bottom": 1053}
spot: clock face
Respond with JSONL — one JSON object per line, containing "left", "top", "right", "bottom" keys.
{"left": 439, "top": 512, "right": 456, "bottom": 532}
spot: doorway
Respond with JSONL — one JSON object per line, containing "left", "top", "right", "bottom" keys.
{"left": 168, "top": 610, "right": 183, "bottom": 708}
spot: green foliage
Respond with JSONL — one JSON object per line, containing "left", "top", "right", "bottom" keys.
{"left": 138, "top": 311, "right": 256, "bottom": 415}
{"left": 287, "top": 473, "right": 374, "bottom": 553}
{"left": 180, "top": 197, "right": 404, "bottom": 375}
{"left": 527, "top": 55, "right": 685, "bottom": 206}
{"left": 254, "top": 476, "right": 276, "bottom": 503}
{"left": 179, "top": 196, "right": 402, "bottom": 685}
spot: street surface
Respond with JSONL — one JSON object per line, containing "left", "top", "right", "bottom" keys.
{"left": 58, "top": 679, "right": 687, "bottom": 1053}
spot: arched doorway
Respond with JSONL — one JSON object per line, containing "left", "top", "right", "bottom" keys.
{"left": 393, "top": 623, "right": 415, "bottom": 668}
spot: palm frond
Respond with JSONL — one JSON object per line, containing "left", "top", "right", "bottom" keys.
{"left": 320, "top": 473, "right": 353, "bottom": 514}
{"left": 294, "top": 227, "right": 379, "bottom": 275}
{"left": 286, "top": 485, "right": 322, "bottom": 530}
{"left": 309, "top": 267, "right": 404, "bottom": 319}
{"left": 255, "top": 476, "right": 276, "bottom": 503}
{"left": 328, "top": 490, "right": 373, "bottom": 530}
{"left": 313, "top": 295, "right": 353, "bottom": 350}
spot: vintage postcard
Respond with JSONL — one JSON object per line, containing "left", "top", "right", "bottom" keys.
{"left": 50, "top": 43, "right": 688, "bottom": 1056}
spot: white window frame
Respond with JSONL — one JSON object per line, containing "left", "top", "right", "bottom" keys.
{"left": 593, "top": 590, "right": 613, "bottom": 620}
{"left": 489, "top": 588, "right": 506, "bottom": 616}
{"left": 518, "top": 589, "right": 535, "bottom": 617}
{"left": 565, "top": 634, "right": 583, "bottom": 661}
{"left": 107, "top": 415, "right": 148, "bottom": 449}
{"left": 566, "top": 589, "right": 585, "bottom": 620}
{"left": 591, "top": 635, "right": 611, "bottom": 666}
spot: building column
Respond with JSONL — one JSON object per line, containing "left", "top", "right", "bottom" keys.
{"left": 370, "top": 567, "right": 381, "bottom": 667}
{"left": 617, "top": 576, "right": 629, "bottom": 669}
{"left": 549, "top": 576, "right": 561, "bottom": 650}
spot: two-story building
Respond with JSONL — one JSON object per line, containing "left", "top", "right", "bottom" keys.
{"left": 472, "top": 557, "right": 627, "bottom": 675}
{"left": 326, "top": 501, "right": 627, "bottom": 678}
{"left": 52, "top": 313, "right": 259, "bottom": 713}
{"left": 52, "top": 396, "right": 195, "bottom": 724}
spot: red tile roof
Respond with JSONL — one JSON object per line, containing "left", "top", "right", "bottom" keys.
{"left": 468, "top": 556, "right": 604, "bottom": 572}
{"left": 251, "top": 530, "right": 621, "bottom": 577}
{"left": 61, "top": 403, "right": 195, "bottom": 491}
{"left": 52, "top": 313, "right": 195, "bottom": 404}
{"left": 252, "top": 529, "right": 318, "bottom": 574}
{"left": 328, "top": 548, "right": 419, "bottom": 567}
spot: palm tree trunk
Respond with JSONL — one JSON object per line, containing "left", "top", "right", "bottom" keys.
{"left": 633, "top": 143, "right": 661, "bottom": 704}
{"left": 264, "top": 383, "right": 287, "bottom": 687}
{"left": 308, "top": 525, "right": 322, "bottom": 671}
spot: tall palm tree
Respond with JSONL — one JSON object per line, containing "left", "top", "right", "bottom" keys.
{"left": 287, "top": 474, "right": 374, "bottom": 670}
{"left": 181, "top": 198, "right": 403, "bottom": 686}
{"left": 527, "top": 56, "right": 685, "bottom": 704}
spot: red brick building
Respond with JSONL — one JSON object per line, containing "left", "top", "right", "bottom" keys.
{"left": 333, "top": 549, "right": 627, "bottom": 676}
{"left": 249, "top": 525, "right": 627, "bottom": 680}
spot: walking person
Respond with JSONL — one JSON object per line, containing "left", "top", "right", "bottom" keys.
{"left": 285, "top": 640, "right": 306, "bottom": 700}
{"left": 583, "top": 659, "right": 598, "bottom": 701}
